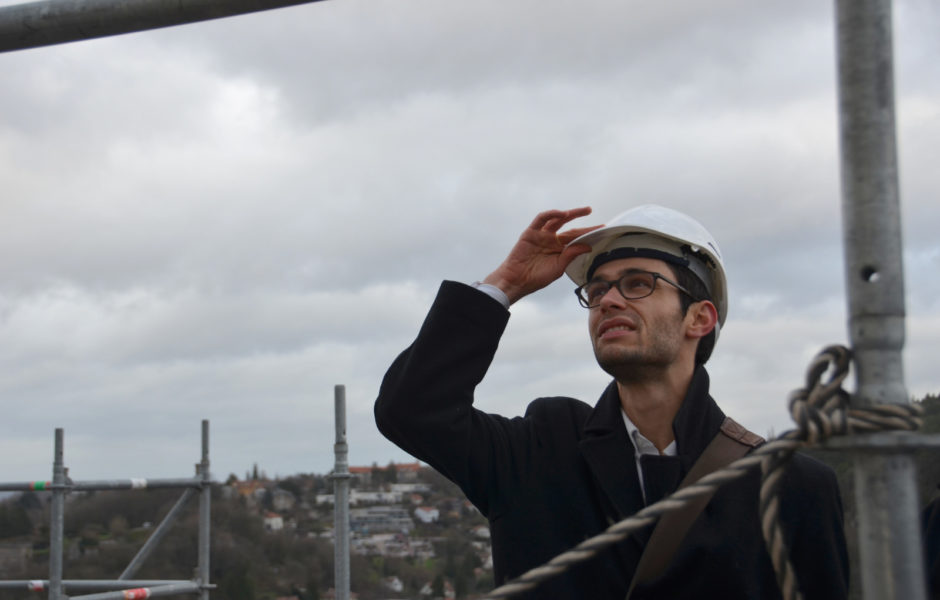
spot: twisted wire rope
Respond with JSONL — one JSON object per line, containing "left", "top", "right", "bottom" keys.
{"left": 480, "top": 345, "right": 923, "bottom": 600}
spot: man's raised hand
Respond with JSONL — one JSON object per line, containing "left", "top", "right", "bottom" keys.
{"left": 483, "top": 207, "right": 602, "bottom": 305}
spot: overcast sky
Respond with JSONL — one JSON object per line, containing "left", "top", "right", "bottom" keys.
{"left": 0, "top": 0, "right": 937, "bottom": 485}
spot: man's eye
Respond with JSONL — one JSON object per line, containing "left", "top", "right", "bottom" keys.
{"left": 624, "top": 275, "right": 653, "bottom": 291}
{"left": 587, "top": 284, "right": 609, "bottom": 302}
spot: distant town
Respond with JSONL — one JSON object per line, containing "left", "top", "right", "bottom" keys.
{"left": 228, "top": 461, "right": 493, "bottom": 596}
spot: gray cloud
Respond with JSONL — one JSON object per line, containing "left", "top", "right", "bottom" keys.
{"left": 0, "top": 0, "right": 937, "bottom": 482}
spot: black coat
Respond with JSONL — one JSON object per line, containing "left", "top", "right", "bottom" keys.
{"left": 376, "top": 281, "right": 849, "bottom": 599}
{"left": 925, "top": 493, "right": 940, "bottom": 599}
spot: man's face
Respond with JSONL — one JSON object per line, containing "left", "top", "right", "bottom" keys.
{"left": 586, "top": 257, "right": 689, "bottom": 381}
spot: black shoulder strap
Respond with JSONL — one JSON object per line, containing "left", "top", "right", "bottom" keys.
{"left": 626, "top": 416, "right": 764, "bottom": 598}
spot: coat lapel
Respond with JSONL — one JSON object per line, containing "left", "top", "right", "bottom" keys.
{"left": 671, "top": 367, "right": 726, "bottom": 473}
{"left": 577, "top": 369, "right": 727, "bottom": 551}
{"left": 578, "top": 382, "right": 647, "bottom": 533}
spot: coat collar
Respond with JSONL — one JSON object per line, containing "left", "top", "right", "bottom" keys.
{"left": 670, "top": 367, "right": 726, "bottom": 471}
{"left": 578, "top": 366, "right": 726, "bottom": 516}
{"left": 579, "top": 380, "right": 645, "bottom": 520}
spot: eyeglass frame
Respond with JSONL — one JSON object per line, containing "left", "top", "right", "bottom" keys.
{"left": 573, "top": 268, "right": 696, "bottom": 309}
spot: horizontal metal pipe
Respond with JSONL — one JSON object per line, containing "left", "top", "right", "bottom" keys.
{"left": 0, "top": 477, "right": 209, "bottom": 491}
{"left": 0, "top": 580, "right": 195, "bottom": 591}
{"left": 0, "top": 0, "right": 330, "bottom": 53}
{"left": 0, "top": 481, "right": 52, "bottom": 492}
{"left": 821, "top": 432, "right": 940, "bottom": 451}
{"left": 69, "top": 582, "right": 202, "bottom": 599}
{"left": 71, "top": 477, "right": 205, "bottom": 490}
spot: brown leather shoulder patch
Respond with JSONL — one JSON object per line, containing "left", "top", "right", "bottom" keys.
{"left": 719, "top": 416, "right": 765, "bottom": 448}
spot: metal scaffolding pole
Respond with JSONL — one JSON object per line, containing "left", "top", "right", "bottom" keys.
{"left": 73, "top": 479, "right": 203, "bottom": 490}
{"left": 0, "top": 478, "right": 202, "bottom": 492}
{"left": 70, "top": 581, "right": 201, "bottom": 600}
{"left": 119, "top": 488, "right": 197, "bottom": 580}
{"left": 332, "top": 385, "right": 351, "bottom": 600}
{"left": 0, "top": 0, "right": 329, "bottom": 53}
{"left": 834, "top": 1, "right": 927, "bottom": 599}
{"left": 0, "top": 580, "right": 195, "bottom": 592}
{"left": 49, "top": 428, "right": 66, "bottom": 600}
{"left": 197, "top": 419, "right": 212, "bottom": 600}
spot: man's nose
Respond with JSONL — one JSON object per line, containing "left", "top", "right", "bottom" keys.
{"left": 597, "top": 284, "right": 626, "bottom": 309}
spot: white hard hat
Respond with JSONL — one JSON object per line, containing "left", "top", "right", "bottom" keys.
{"left": 564, "top": 204, "right": 728, "bottom": 327}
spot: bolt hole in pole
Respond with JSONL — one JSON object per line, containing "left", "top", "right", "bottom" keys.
{"left": 860, "top": 265, "right": 880, "bottom": 283}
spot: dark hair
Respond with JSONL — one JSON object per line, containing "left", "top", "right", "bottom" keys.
{"left": 671, "top": 264, "right": 716, "bottom": 365}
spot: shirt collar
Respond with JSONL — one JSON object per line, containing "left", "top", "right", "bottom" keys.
{"left": 621, "top": 409, "right": 677, "bottom": 457}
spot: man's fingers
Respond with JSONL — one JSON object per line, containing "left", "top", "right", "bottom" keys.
{"left": 528, "top": 207, "right": 593, "bottom": 233}
{"left": 527, "top": 210, "right": 567, "bottom": 231}
{"left": 556, "top": 224, "right": 604, "bottom": 244}
{"left": 546, "top": 207, "right": 593, "bottom": 232}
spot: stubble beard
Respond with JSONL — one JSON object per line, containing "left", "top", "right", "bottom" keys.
{"left": 594, "top": 342, "right": 674, "bottom": 384}
{"left": 592, "top": 317, "right": 684, "bottom": 384}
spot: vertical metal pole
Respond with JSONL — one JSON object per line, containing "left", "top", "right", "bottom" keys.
{"left": 197, "top": 419, "right": 211, "bottom": 600}
{"left": 835, "top": 1, "right": 927, "bottom": 599}
{"left": 48, "top": 429, "right": 65, "bottom": 600}
{"left": 332, "top": 385, "right": 351, "bottom": 600}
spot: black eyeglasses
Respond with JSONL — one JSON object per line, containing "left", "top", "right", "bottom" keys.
{"left": 574, "top": 269, "right": 694, "bottom": 308}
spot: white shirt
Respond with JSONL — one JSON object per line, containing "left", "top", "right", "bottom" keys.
{"left": 470, "top": 281, "right": 510, "bottom": 308}
{"left": 621, "top": 409, "right": 677, "bottom": 503}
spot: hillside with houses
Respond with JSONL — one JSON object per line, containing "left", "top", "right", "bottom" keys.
{"left": 2, "top": 394, "right": 938, "bottom": 600}
{"left": 0, "top": 462, "right": 493, "bottom": 600}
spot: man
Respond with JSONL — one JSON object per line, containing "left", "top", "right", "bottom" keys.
{"left": 375, "top": 206, "right": 848, "bottom": 599}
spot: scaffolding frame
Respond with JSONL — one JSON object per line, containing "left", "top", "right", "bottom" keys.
{"left": 0, "top": 0, "right": 934, "bottom": 598}
{"left": 0, "top": 421, "right": 214, "bottom": 600}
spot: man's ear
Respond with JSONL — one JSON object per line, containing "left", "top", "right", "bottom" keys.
{"left": 686, "top": 300, "right": 718, "bottom": 341}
